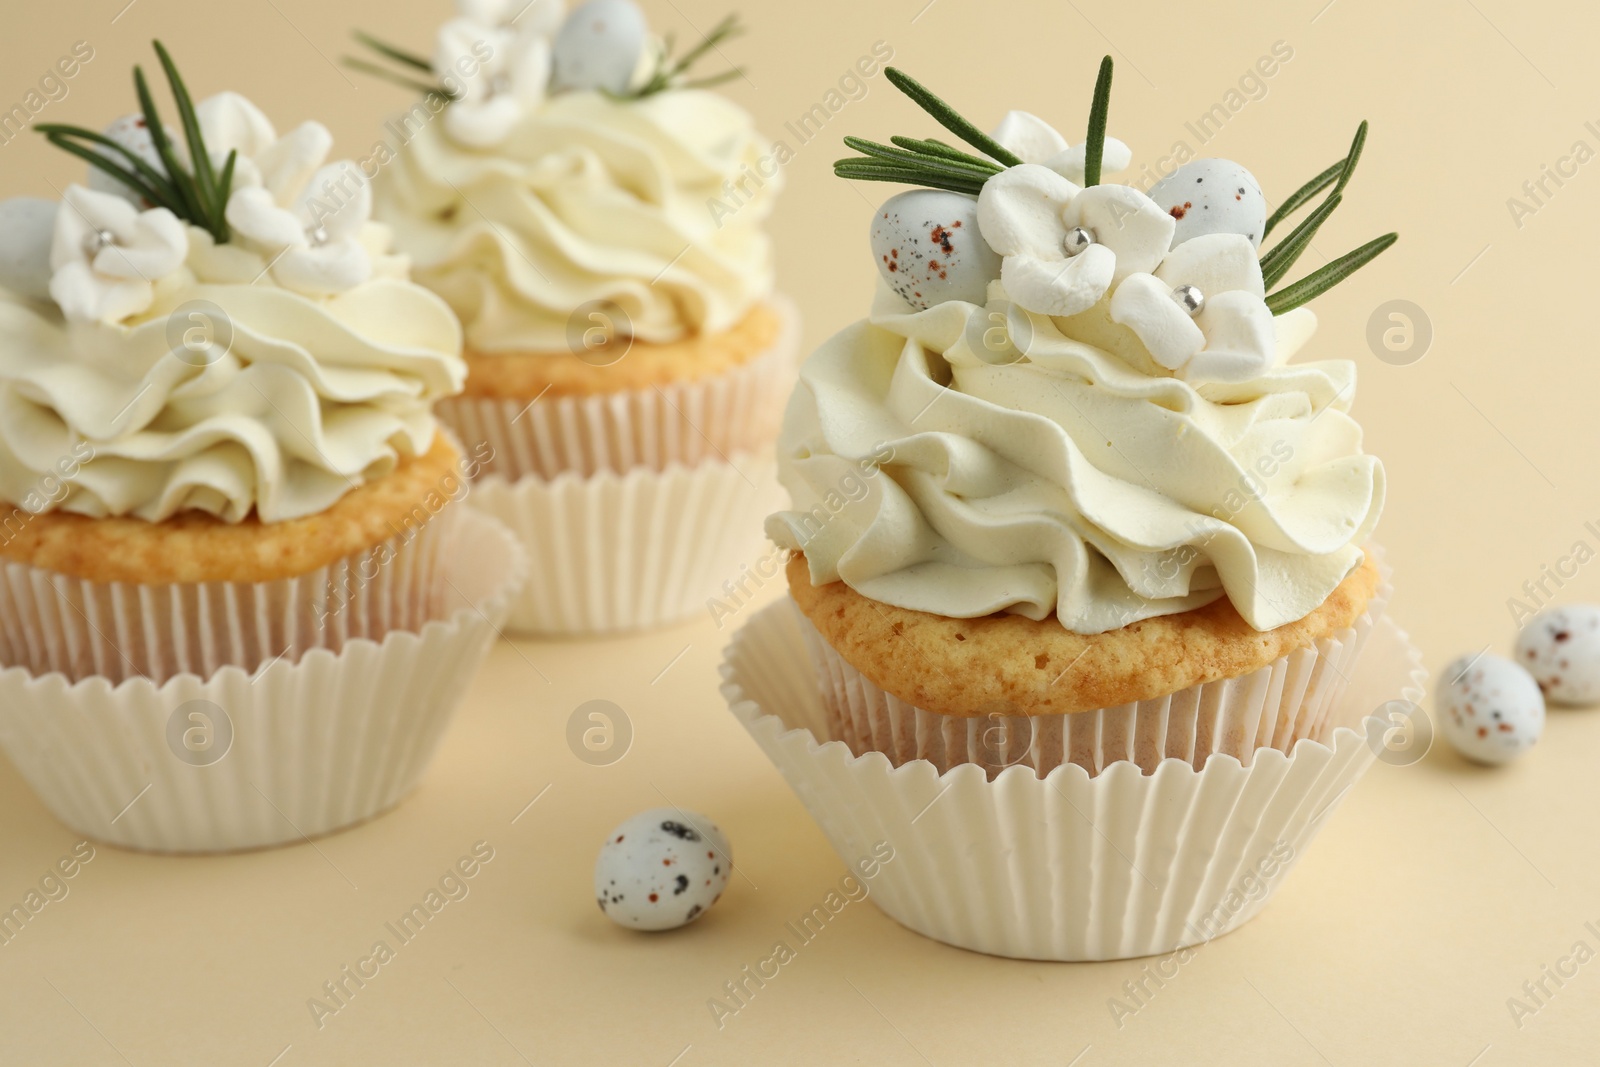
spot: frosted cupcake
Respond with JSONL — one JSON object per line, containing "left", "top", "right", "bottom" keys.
{"left": 0, "top": 45, "right": 524, "bottom": 853}
{"left": 723, "top": 60, "right": 1424, "bottom": 960}
{"left": 361, "top": 0, "right": 795, "bottom": 634}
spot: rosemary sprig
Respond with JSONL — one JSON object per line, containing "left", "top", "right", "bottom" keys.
{"left": 37, "top": 41, "right": 233, "bottom": 243}
{"left": 1259, "top": 193, "right": 1341, "bottom": 289}
{"left": 1259, "top": 119, "right": 1392, "bottom": 308}
{"left": 345, "top": 32, "right": 456, "bottom": 99}
{"left": 354, "top": 31, "right": 434, "bottom": 73}
{"left": 1264, "top": 233, "right": 1398, "bottom": 314}
{"left": 631, "top": 13, "right": 745, "bottom": 98}
{"left": 1262, "top": 121, "right": 1367, "bottom": 239}
{"left": 882, "top": 68, "right": 1021, "bottom": 167}
{"left": 1082, "top": 56, "right": 1113, "bottom": 187}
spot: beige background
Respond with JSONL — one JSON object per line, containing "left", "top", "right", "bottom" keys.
{"left": 2, "top": 0, "right": 1598, "bottom": 1063}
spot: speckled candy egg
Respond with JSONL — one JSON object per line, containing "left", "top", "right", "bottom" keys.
{"left": 88, "top": 114, "right": 169, "bottom": 205}
{"left": 1436, "top": 652, "right": 1545, "bottom": 765}
{"left": 1148, "top": 159, "right": 1268, "bottom": 249}
{"left": 870, "top": 189, "right": 1001, "bottom": 310}
{"left": 595, "top": 808, "right": 732, "bottom": 931}
{"left": 0, "top": 198, "right": 58, "bottom": 302}
{"left": 1514, "top": 604, "right": 1600, "bottom": 706}
{"left": 551, "top": 0, "right": 649, "bottom": 95}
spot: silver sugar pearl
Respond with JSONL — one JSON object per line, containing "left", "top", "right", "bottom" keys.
{"left": 82, "top": 229, "right": 116, "bottom": 257}
{"left": 1062, "top": 226, "right": 1095, "bottom": 257}
{"left": 307, "top": 225, "right": 330, "bottom": 247}
{"left": 1171, "top": 284, "right": 1205, "bottom": 316}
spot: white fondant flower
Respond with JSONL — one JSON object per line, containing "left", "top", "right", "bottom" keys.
{"left": 224, "top": 121, "right": 375, "bottom": 297}
{"left": 991, "top": 110, "right": 1132, "bottom": 184}
{"left": 49, "top": 185, "right": 188, "bottom": 323}
{"left": 1109, "top": 233, "right": 1275, "bottom": 383}
{"left": 976, "top": 165, "right": 1174, "bottom": 317}
{"left": 437, "top": 9, "right": 558, "bottom": 148}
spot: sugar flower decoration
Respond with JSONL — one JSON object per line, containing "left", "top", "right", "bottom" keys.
{"left": 976, "top": 165, "right": 1174, "bottom": 318}
{"left": 1109, "top": 233, "right": 1275, "bottom": 383}
{"left": 436, "top": 0, "right": 564, "bottom": 148}
{"left": 49, "top": 185, "right": 188, "bottom": 324}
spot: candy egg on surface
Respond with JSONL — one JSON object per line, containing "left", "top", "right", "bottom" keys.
{"left": 1514, "top": 604, "right": 1600, "bottom": 706}
{"left": 0, "top": 198, "right": 60, "bottom": 302}
{"left": 1148, "top": 159, "right": 1268, "bottom": 249}
{"left": 551, "top": 0, "right": 649, "bottom": 95}
{"left": 87, "top": 114, "right": 170, "bottom": 205}
{"left": 870, "top": 189, "right": 1001, "bottom": 310}
{"left": 1435, "top": 652, "right": 1545, "bottom": 765}
{"left": 595, "top": 808, "right": 732, "bottom": 932}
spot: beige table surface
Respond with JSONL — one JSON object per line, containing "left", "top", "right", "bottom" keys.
{"left": 5, "top": 0, "right": 1600, "bottom": 1063}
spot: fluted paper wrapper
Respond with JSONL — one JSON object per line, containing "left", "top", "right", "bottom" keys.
{"left": 803, "top": 579, "right": 1390, "bottom": 779}
{"left": 0, "top": 509, "right": 526, "bottom": 854}
{"left": 721, "top": 598, "right": 1425, "bottom": 962}
{"left": 469, "top": 454, "right": 780, "bottom": 636}
{"left": 435, "top": 296, "right": 798, "bottom": 482}
{"left": 0, "top": 508, "right": 460, "bottom": 686}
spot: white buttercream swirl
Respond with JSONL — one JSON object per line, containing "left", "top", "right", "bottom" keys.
{"left": 766, "top": 282, "right": 1384, "bottom": 634}
{"left": 372, "top": 89, "right": 777, "bottom": 352}
{"left": 0, "top": 231, "right": 465, "bottom": 524}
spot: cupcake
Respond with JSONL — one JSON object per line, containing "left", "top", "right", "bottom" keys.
{"left": 0, "top": 45, "right": 524, "bottom": 853}
{"left": 723, "top": 60, "right": 1424, "bottom": 960}
{"left": 361, "top": 0, "right": 796, "bottom": 635}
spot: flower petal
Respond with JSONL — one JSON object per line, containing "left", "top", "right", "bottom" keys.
{"left": 273, "top": 238, "right": 373, "bottom": 296}
{"left": 227, "top": 187, "right": 307, "bottom": 248}
{"left": 1064, "top": 184, "right": 1173, "bottom": 283}
{"left": 990, "top": 110, "right": 1069, "bottom": 165}
{"left": 49, "top": 261, "right": 152, "bottom": 323}
{"left": 1154, "top": 232, "right": 1264, "bottom": 298}
{"left": 254, "top": 122, "right": 334, "bottom": 205}
{"left": 197, "top": 92, "right": 279, "bottom": 159}
{"left": 94, "top": 208, "right": 188, "bottom": 279}
{"left": 444, "top": 95, "right": 525, "bottom": 148}
{"left": 1042, "top": 136, "right": 1133, "bottom": 183}
{"left": 296, "top": 162, "right": 373, "bottom": 241}
{"left": 1109, "top": 272, "right": 1204, "bottom": 369}
{"left": 1000, "top": 244, "right": 1114, "bottom": 317}
{"left": 1184, "top": 290, "right": 1276, "bottom": 383}
{"left": 976, "top": 163, "right": 1079, "bottom": 260}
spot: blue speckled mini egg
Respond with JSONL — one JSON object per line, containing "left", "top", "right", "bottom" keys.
{"left": 1436, "top": 652, "right": 1545, "bottom": 765}
{"left": 1514, "top": 605, "right": 1600, "bottom": 706}
{"left": 595, "top": 809, "right": 732, "bottom": 931}
{"left": 1147, "top": 159, "right": 1268, "bottom": 248}
{"left": 552, "top": 0, "right": 649, "bottom": 95}
{"left": 869, "top": 189, "right": 1001, "bottom": 310}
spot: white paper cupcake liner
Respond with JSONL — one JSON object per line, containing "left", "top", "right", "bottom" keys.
{"left": 0, "top": 509, "right": 526, "bottom": 854}
{"left": 435, "top": 296, "right": 798, "bottom": 482}
{"left": 801, "top": 573, "right": 1390, "bottom": 779}
{"left": 468, "top": 453, "right": 781, "bottom": 636}
{"left": 720, "top": 593, "right": 1425, "bottom": 962}
{"left": 0, "top": 507, "right": 460, "bottom": 686}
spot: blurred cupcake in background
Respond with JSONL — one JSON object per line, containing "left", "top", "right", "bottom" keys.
{"left": 0, "top": 44, "right": 525, "bottom": 853}
{"left": 363, "top": 0, "right": 796, "bottom": 636}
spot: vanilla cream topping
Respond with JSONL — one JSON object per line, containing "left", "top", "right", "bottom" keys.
{"left": 372, "top": 89, "right": 778, "bottom": 352}
{"left": 767, "top": 282, "right": 1384, "bottom": 634}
